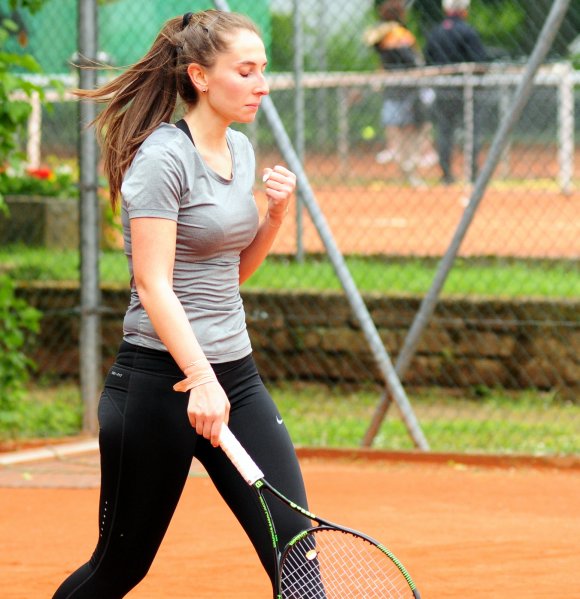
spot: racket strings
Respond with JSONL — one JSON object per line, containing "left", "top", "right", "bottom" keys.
{"left": 280, "top": 528, "right": 414, "bottom": 598}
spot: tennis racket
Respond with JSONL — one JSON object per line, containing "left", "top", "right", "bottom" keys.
{"left": 219, "top": 425, "right": 421, "bottom": 598}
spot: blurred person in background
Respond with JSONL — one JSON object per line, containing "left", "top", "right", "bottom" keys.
{"left": 364, "top": 0, "right": 436, "bottom": 187}
{"left": 424, "top": 0, "right": 489, "bottom": 185}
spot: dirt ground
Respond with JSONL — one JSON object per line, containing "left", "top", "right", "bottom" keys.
{"left": 1, "top": 446, "right": 579, "bottom": 598}
{"left": 252, "top": 145, "right": 580, "bottom": 259}
{"left": 256, "top": 183, "right": 580, "bottom": 259}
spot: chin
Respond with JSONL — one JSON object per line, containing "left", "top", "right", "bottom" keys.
{"left": 238, "top": 113, "right": 259, "bottom": 124}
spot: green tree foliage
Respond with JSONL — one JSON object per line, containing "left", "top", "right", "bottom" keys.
{"left": 5, "top": 0, "right": 43, "bottom": 12}
{"left": 269, "top": 10, "right": 376, "bottom": 73}
{"left": 0, "top": 275, "right": 41, "bottom": 436}
{"left": 0, "top": 0, "right": 45, "bottom": 205}
{"left": 0, "top": 0, "right": 44, "bottom": 436}
{"left": 0, "top": 20, "right": 41, "bottom": 172}
{"left": 269, "top": 12, "right": 294, "bottom": 72}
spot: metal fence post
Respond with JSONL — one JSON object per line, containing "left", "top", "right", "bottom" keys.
{"left": 463, "top": 74, "right": 475, "bottom": 184}
{"left": 26, "top": 91, "right": 42, "bottom": 169}
{"left": 78, "top": 0, "right": 101, "bottom": 435}
{"left": 558, "top": 61, "right": 575, "bottom": 195}
{"left": 337, "top": 87, "right": 349, "bottom": 174}
{"left": 293, "top": 0, "right": 305, "bottom": 262}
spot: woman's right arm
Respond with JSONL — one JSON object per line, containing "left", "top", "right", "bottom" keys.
{"left": 130, "top": 216, "right": 230, "bottom": 446}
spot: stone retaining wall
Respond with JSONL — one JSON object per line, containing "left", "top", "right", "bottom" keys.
{"left": 17, "top": 284, "right": 580, "bottom": 393}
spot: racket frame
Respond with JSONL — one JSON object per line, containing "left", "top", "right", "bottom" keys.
{"left": 220, "top": 425, "right": 421, "bottom": 599}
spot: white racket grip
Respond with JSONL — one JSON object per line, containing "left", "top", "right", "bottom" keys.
{"left": 219, "top": 425, "right": 264, "bottom": 485}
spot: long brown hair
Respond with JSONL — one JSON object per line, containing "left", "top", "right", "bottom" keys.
{"left": 75, "top": 10, "right": 260, "bottom": 209}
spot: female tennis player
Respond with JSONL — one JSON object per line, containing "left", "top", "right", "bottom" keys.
{"left": 52, "top": 10, "right": 310, "bottom": 598}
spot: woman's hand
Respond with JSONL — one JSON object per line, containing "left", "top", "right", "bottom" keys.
{"left": 187, "top": 381, "right": 230, "bottom": 447}
{"left": 263, "top": 165, "right": 296, "bottom": 228}
{"left": 238, "top": 165, "right": 296, "bottom": 283}
{"left": 175, "top": 360, "right": 230, "bottom": 447}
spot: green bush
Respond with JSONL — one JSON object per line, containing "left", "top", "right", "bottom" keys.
{"left": 0, "top": 0, "right": 56, "bottom": 209}
{"left": 0, "top": 165, "right": 79, "bottom": 198}
{"left": 0, "top": 9, "right": 41, "bottom": 208}
{"left": 0, "top": 274, "right": 41, "bottom": 436}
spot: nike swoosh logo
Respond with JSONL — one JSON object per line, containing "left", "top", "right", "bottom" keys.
{"left": 276, "top": 416, "right": 284, "bottom": 424}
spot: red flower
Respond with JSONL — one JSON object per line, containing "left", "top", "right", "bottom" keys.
{"left": 26, "top": 166, "right": 53, "bottom": 180}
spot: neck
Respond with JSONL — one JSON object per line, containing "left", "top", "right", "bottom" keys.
{"left": 183, "top": 106, "right": 229, "bottom": 151}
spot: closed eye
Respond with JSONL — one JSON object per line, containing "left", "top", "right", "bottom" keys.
{"left": 237, "top": 60, "right": 268, "bottom": 78}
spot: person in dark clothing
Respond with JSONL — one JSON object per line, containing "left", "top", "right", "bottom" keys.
{"left": 425, "top": 0, "right": 488, "bottom": 184}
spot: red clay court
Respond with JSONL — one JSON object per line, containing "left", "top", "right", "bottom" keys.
{"left": 255, "top": 145, "right": 580, "bottom": 259}
{"left": 259, "top": 183, "right": 580, "bottom": 259}
{"left": 1, "top": 443, "right": 579, "bottom": 598}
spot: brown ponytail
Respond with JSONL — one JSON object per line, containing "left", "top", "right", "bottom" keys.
{"left": 75, "top": 10, "right": 260, "bottom": 209}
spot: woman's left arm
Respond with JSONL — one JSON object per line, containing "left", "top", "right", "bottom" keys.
{"left": 239, "top": 165, "right": 296, "bottom": 284}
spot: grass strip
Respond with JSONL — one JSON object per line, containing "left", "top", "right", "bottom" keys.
{"left": 1, "top": 247, "right": 578, "bottom": 299}
{"left": 3, "top": 383, "right": 578, "bottom": 455}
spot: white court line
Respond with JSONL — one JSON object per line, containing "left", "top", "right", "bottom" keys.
{"left": 0, "top": 438, "right": 99, "bottom": 466}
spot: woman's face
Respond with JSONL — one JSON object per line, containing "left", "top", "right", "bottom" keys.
{"left": 205, "top": 28, "right": 269, "bottom": 124}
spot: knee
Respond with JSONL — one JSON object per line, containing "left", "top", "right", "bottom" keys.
{"left": 116, "top": 551, "right": 156, "bottom": 591}
{"left": 88, "top": 550, "right": 154, "bottom": 596}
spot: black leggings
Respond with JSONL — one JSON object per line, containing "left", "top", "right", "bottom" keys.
{"left": 52, "top": 341, "right": 310, "bottom": 598}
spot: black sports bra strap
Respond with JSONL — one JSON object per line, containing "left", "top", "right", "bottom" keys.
{"left": 175, "top": 119, "right": 195, "bottom": 146}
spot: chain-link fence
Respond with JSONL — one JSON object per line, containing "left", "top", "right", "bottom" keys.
{"left": 1, "top": 0, "right": 579, "bottom": 454}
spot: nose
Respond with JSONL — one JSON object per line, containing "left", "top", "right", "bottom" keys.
{"left": 255, "top": 73, "right": 269, "bottom": 96}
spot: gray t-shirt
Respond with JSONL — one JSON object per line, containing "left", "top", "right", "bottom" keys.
{"left": 120, "top": 122, "right": 259, "bottom": 363}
